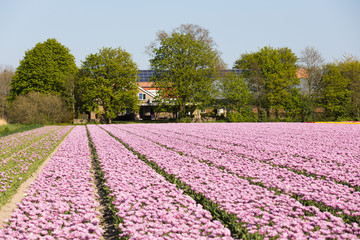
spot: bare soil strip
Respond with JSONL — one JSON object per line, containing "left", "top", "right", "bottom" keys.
{"left": 90, "top": 163, "right": 121, "bottom": 240}
{"left": 0, "top": 133, "right": 68, "bottom": 228}
{"left": 87, "top": 126, "right": 121, "bottom": 240}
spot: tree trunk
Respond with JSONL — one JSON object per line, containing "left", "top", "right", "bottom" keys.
{"left": 266, "top": 108, "right": 271, "bottom": 120}
{"left": 178, "top": 104, "right": 186, "bottom": 119}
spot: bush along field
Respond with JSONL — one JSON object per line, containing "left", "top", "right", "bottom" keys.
{"left": 0, "top": 123, "right": 360, "bottom": 239}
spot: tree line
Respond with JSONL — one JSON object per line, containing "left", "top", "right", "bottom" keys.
{"left": 1, "top": 24, "right": 359, "bottom": 124}
{"left": 232, "top": 46, "right": 360, "bottom": 122}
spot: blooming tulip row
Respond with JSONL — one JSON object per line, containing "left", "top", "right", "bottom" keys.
{"left": 117, "top": 124, "right": 360, "bottom": 219}
{"left": 140, "top": 123, "right": 360, "bottom": 188}
{"left": 0, "top": 126, "right": 60, "bottom": 160}
{"left": 87, "top": 125, "right": 233, "bottom": 239}
{"left": 101, "top": 125, "right": 360, "bottom": 239}
{"left": 0, "top": 126, "right": 103, "bottom": 239}
{"left": 0, "top": 126, "right": 72, "bottom": 207}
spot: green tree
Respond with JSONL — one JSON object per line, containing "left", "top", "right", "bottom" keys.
{"left": 147, "top": 24, "right": 226, "bottom": 69}
{"left": 79, "top": 47, "right": 139, "bottom": 123}
{"left": 218, "top": 71, "right": 250, "bottom": 111}
{"left": 149, "top": 25, "right": 223, "bottom": 119}
{"left": 0, "top": 66, "right": 14, "bottom": 119}
{"left": 234, "top": 46, "right": 299, "bottom": 118}
{"left": 9, "top": 39, "right": 77, "bottom": 106}
{"left": 339, "top": 55, "right": 360, "bottom": 120}
{"left": 218, "top": 71, "right": 255, "bottom": 122}
{"left": 318, "top": 63, "right": 351, "bottom": 120}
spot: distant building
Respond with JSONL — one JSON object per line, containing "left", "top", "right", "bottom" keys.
{"left": 135, "top": 69, "right": 243, "bottom": 120}
{"left": 296, "top": 68, "right": 309, "bottom": 94}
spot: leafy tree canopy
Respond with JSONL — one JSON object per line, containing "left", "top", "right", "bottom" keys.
{"left": 318, "top": 63, "right": 351, "bottom": 120}
{"left": 9, "top": 38, "right": 77, "bottom": 102}
{"left": 148, "top": 24, "right": 226, "bottom": 69}
{"left": 316, "top": 55, "right": 360, "bottom": 120}
{"left": 234, "top": 46, "right": 299, "bottom": 114}
{"left": 218, "top": 71, "right": 250, "bottom": 111}
{"left": 149, "top": 25, "right": 224, "bottom": 118}
{"left": 339, "top": 55, "right": 360, "bottom": 119}
{"left": 79, "top": 47, "right": 139, "bottom": 123}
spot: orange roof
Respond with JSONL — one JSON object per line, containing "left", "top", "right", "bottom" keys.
{"left": 137, "top": 82, "right": 154, "bottom": 88}
{"left": 297, "top": 68, "right": 308, "bottom": 78}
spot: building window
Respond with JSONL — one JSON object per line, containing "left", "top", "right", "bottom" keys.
{"left": 139, "top": 93, "right": 146, "bottom": 100}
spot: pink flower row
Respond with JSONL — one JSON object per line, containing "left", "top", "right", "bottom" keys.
{"left": 120, "top": 124, "right": 360, "bottom": 218}
{"left": 87, "top": 125, "right": 233, "bottom": 239}
{"left": 143, "top": 123, "right": 360, "bottom": 187}
{"left": 0, "top": 126, "right": 103, "bottom": 239}
{"left": 0, "top": 126, "right": 72, "bottom": 197}
{"left": 102, "top": 124, "right": 360, "bottom": 239}
{"left": 0, "top": 126, "right": 60, "bottom": 160}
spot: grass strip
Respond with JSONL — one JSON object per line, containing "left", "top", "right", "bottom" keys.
{"left": 0, "top": 124, "right": 43, "bottom": 138}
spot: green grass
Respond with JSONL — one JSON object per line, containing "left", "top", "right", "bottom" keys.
{"left": 0, "top": 124, "right": 43, "bottom": 138}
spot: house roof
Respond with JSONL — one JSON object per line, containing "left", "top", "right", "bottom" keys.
{"left": 218, "top": 69, "right": 243, "bottom": 77}
{"left": 137, "top": 86, "right": 156, "bottom": 98}
{"left": 138, "top": 70, "right": 155, "bottom": 82}
{"left": 137, "top": 81, "right": 154, "bottom": 88}
{"left": 296, "top": 68, "right": 308, "bottom": 78}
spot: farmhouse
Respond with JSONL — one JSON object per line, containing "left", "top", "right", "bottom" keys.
{"left": 135, "top": 69, "right": 243, "bottom": 120}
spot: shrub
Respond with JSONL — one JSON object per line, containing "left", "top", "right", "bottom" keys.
{"left": 177, "top": 116, "right": 192, "bottom": 123}
{"left": 227, "top": 109, "right": 256, "bottom": 122}
{"left": 8, "top": 92, "right": 72, "bottom": 124}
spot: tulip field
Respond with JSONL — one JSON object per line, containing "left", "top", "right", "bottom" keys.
{"left": 0, "top": 126, "right": 72, "bottom": 207}
{"left": 0, "top": 123, "right": 360, "bottom": 239}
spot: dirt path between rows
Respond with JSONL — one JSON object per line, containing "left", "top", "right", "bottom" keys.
{"left": 0, "top": 137, "right": 66, "bottom": 229}
{"left": 87, "top": 127, "right": 120, "bottom": 240}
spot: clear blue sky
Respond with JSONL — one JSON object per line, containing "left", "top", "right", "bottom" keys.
{"left": 1, "top": 0, "right": 359, "bottom": 69}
